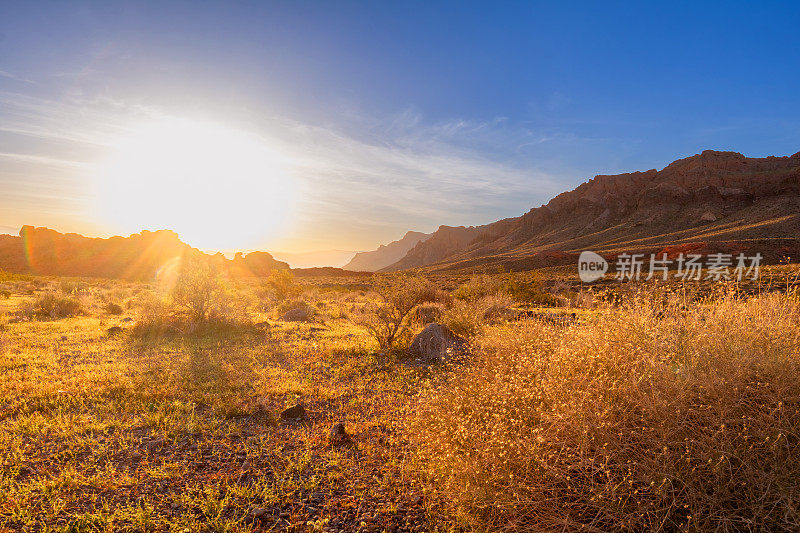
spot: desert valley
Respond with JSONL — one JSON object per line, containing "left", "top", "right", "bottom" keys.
{"left": 3, "top": 149, "right": 800, "bottom": 531}
{"left": 3, "top": 2, "right": 800, "bottom": 532}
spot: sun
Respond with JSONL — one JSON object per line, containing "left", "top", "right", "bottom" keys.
{"left": 91, "top": 117, "right": 297, "bottom": 251}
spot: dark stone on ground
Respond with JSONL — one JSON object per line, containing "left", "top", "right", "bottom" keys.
{"left": 407, "top": 323, "right": 468, "bottom": 364}
{"left": 279, "top": 403, "right": 307, "bottom": 421}
{"left": 280, "top": 307, "right": 310, "bottom": 322}
{"left": 329, "top": 422, "right": 352, "bottom": 445}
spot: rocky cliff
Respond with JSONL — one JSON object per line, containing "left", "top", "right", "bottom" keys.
{"left": 382, "top": 150, "right": 800, "bottom": 271}
{"left": 344, "top": 230, "right": 432, "bottom": 271}
{"left": 0, "top": 226, "right": 289, "bottom": 280}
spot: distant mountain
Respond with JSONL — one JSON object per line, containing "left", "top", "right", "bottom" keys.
{"left": 0, "top": 226, "right": 289, "bottom": 280}
{"left": 0, "top": 226, "right": 19, "bottom": 236}
{"left": 381, "top": 150, "right": 800, "bottom": 271}
{"left": 344, "top": 230, "right": 432, "bottom": 271}
{"left": 271, "top": 249, "right": 357, "bottom": 269}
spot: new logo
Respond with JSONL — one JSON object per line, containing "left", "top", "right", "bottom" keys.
{"left": 578, "top": 251, "right": 608, "bottom": 283}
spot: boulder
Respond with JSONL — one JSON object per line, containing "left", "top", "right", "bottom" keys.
{"left": 700, "top": 211, "right": 718, "bottom": 223}
{"left": 408, "top": 323, "right": 468, "bottom": 363}
{"left": 279, "top": 403, "right": 307, "bottom": 421}
{"left": 280, "top": 307, "right": 310, "bottom": 322}
{"left": 329, "top": 422, "right": 352, "bottom": 445}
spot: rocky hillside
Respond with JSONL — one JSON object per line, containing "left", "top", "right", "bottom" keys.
{"left": 344, "top": 230, "right": 432, "bottom": 271}
{"left": 0, "top": 226, "right": 289, "bottom": 280}
{"left": 381, "top": 150, "right": 800, "bottom": 271}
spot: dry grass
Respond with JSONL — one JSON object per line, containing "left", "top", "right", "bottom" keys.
{"left": 0, "top": 275, "right": 431, "bottom": 532}
{"left": 2, "top": 266, "right": 800, "bottom": 532}
{"left": 406, "top": 287, "right": 800, "bottom": 532}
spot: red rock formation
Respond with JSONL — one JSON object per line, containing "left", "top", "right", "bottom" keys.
{"left": 382, "top": 150, "right": 800, "bottom": 271}
{"left": 0, "top": 226, "right": 289, "bottom": 280}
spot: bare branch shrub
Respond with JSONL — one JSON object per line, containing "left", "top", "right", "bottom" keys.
{"left": 355, "top": 273, "right": 439, "bottom": 352}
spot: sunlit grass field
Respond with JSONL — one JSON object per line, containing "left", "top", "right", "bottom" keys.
{"left": 1, "top": 266, "right": 800, "bottom": 532}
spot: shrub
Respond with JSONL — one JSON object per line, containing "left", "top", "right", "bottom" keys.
{"left": 264, "top": 269, "right": 302, "bottom": 302}
{"left": 131, "top": 291, "right": 174, "bottom": 332}
{"left": 453, "top": 272, "right": 559, "bottom": 306}
{"left": 33, "top": 291, "right": 82, "bottom": 318}
{"left": 452, "top": 274, "right": 504, "bottom": 301}
{"left": 172, "top": 256, "right": 239, "bottom": 322}
{"left": 479, "top": 293, "right": 516, "bottom": 322}
{"left": 440, "top": 294, "right": 516, "bottom": 338}
{"left": 274, "top": 298, "right": 313, "bottom": 320}
{"left": 441, "top": 299, "right": 483, "bottom": 338}
{"left": 413, "top": 302, "right": 446, "bottom": 326}
{"left": 355, "top": 273, "right": 438, "bottom": 351}
{"left": 406, "top": 291, "right": 800, "bottom": 531}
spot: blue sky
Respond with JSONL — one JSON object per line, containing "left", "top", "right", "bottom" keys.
{"left": 1, "top": 1, "right": 799, "bottom": 251}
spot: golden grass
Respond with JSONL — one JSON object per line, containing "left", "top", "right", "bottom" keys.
{"left": 3, "top": 269, "right": 800, "bottom": 532}
{"left": 406, "top": 287, "right": 800, "bottom": 532}
{"left": 0, "top": 278, "right": 430, "bottom": 532}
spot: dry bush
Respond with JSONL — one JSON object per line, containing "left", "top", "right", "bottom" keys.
{"left": 105, "top": 301, "right": 124, "bottom": 315}
{"left": 263, "top": 268, "right": 302, "bottom": 302}
{"left": 172, "top": 257, "right": 244, "bottom": 322}
{"left": 479, "top": 292, "right": 517, "bottom": 321}
{"left": 354, "top": 273, "right": 439, "bottom": 352}
{"left": 133, "top": 258, "right": 251, "bottom": 334}
{"left": 452, "top": 274, "right": 504, "bottom": 301}
{"left": 454, "top": 272, "right": 559, "bottom": 306}
{"left": 441, "top": 293, "right": 517, "bottom": 338}
{"left": 32, "top": 290, "right": 83, "bottom": 318}
{"left": 441, "top": 299, "right": 483, "bottom": 338}
{"left": 406, "top": 289, "right": 800, "bottom": 532}
{"left": 132, "top": 290, "right": 174, "bottom": 331}
{"left": 413, "top": 302, "right": 447, "bottom": 326}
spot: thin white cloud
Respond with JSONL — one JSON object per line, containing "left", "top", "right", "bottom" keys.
{"left": 0, "top": 91, "right": 564, "bottom": 249}
{"left": 0, "top": 70, "right": 35, "bottom": 84}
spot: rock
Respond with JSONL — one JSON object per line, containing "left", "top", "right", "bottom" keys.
{"left": 106, "top": 326, "right": 124, "bottom": 336}
{"left": 17, "top": 465, "right": 37, "bottom": 479}
{"left": 279, "top": 403, "right": 307, "bottom": 421}
{"left": 121, "top": 317, "right": 134, "bottom": 323}
{"left": 700, "top": 211, "right": 718, "bottom": 223}
{"left": 280, "top": 307, "right": 310, "bottom": 322}
{"left": 249, "top": 507, "right": 268, "bottom": 520}
{"left": 329, "top": 422, "right": 352, "bottom": 445}
{"left": 407, "top": 323, "right": 468, "bottom": 364}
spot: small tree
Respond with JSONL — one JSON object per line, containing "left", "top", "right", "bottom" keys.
{"left": 357, "top": 273, "right": 439, "bottom": 351}
{"left": 264, "top": 268, "right": 301, "bottom": 302}
{"left": 172, "top": 256, "right": 231, "bottom": 321}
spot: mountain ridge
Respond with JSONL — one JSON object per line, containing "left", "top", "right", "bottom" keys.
{"left": 344, "top": 230, "right": 432, "bottom": 271}
{"left": 0, "top": 226, "right": 289, "bottom": 280}
{"left": 380, "top": 150, "right": 800, "bottom": 271}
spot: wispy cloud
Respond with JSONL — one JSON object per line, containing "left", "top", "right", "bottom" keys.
{"left": 0, "top": 70, "right": 34, "bottom": 84}
{"left": 0, "top": 91, "right": 564, "bottom": 249}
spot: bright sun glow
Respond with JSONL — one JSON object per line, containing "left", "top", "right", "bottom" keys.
{"left": 92, "top": 117, "right": 296, "bottom": 251}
